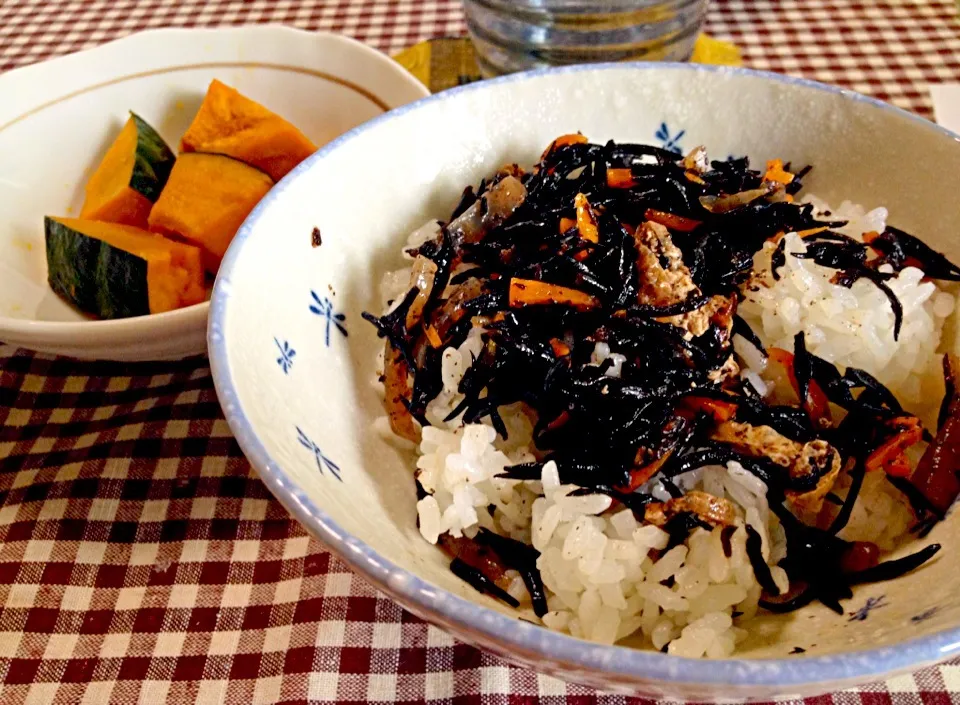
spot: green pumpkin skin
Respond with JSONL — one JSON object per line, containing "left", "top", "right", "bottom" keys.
{"left": 45, "top": 216, "right": 150, "bottom": 319}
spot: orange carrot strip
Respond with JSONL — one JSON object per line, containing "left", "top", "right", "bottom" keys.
{"left": 644, "top": 208, "right": 702, "bottom": 233}
{"left": 884, "top": 452, "right": 913, "bottom": 478}
{"left": 559, "top": 216, "right": 576, "bottom": 233}
{"left": 574, "top": 193, "right": 599, "bottom": 243}
{"left": 678, "top": 396, "right": 737, "bottom": 423}
{"left": 912, "top": 355, "right": 960, "bottom": 513}
{"left": 549, "top": 338, "right": 571, "bottom": 357}
{"left": 768, "top": 347, "right": 794, "bottom": 370}
{"left": 553, "top": 133, "right": 587, "bottom": 148}
{"left": 545, "top": 410, "right": 570, "bottom": 433}
{"left": 424, "top": 324, "right": 443, "bottom": 348}
{"left": 764, "top": 159, "right": 795, "bottom": 185}
{"left": 840, "top": 541, "right": 880, "bottom": 572}
{"left": 684, "top": 170, "right": 706, "bottom": 185}
{"left": 623, "top": 450, "right": 674, "bottom": 491}
{"left": 606, "top": 168, "right": 635, "bottom": 189}
{"left": 508, "top": 278, "right": 599, "bottom": 311}
{"left": 796, "top": 226, "right": 829, "bottom": 239}
{"left": 768, "top": 347, "right": 830, "bottom": 422}
{"left": 865, "top": 426, "right": 923, "bottom": 473}
{"left": 863, "top": 232, "right": 925, "bottom": 269}
{"left": 540, "top": 133, "right": 587, "bottom": 162}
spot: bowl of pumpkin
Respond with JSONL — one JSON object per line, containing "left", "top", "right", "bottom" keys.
{"left": 0, "top": 26, "right": 429, "bottom": 360}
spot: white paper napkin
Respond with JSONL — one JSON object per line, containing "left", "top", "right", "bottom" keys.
{"left": 930, "top": 83, "right": 960, "bottom": 133}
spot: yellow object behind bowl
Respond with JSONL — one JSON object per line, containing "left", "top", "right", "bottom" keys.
{"left": 392, "top": 35, "right": 742, "bottom": 94}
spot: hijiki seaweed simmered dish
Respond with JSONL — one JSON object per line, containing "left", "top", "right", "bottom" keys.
{"left": 363, "top": 134, "right": 960, "bottom": 657}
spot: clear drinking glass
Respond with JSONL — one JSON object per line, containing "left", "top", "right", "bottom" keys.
{"left": 462, "top": 0, "right": 709, "bottom": 76}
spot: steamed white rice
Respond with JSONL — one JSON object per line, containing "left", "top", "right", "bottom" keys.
{"left": 376, "top": 198, "right": 955, "bottom": 657}
{"left": 416, "top": 430, "right": 783, "bottom": 657}
{"left": 739, "top": 198, "right": 954, "bottom": 413}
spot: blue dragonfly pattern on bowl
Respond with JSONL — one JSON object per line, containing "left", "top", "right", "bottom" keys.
{"left": 655, "top": 122, "right": 685, "bottom": 155}
{"left": 911, "top": 607, "right": 938, "bottom": 623}
{"left": 848, "top": 595, "right": 886, "bottom": 622}
{"left": 296, "top": 426, "right": 342, "bottom": 481}
{"left": 309, "top": 290, "right": 348, "bottom": 347}
{"left": 274, "top": 338, "right": 296, "bottom": 374}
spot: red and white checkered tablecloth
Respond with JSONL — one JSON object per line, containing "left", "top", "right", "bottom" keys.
{"left": 2, "top": 2, "right": 960, "bottom": 704}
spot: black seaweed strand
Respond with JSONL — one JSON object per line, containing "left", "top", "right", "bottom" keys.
{"left": 847, "top": 544, "right": 941, "bottom": 585}
{"left": 745, "top": 524, "right": 781, "bottom": 596}
{"left": 476, "top": 529, "right": 548, "bottom": 617}
{"left": 449, "top": 557, "right": 520, "bottom": 608}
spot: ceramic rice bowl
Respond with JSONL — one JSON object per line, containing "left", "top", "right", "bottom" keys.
{"left": 209, "top": 64, "right": 960, "bottom": 701}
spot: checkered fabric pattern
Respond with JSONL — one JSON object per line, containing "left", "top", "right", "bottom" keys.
{"left": 3, "top": 1, "right": 960, "bottom": 116}
{"left": 2, "top": 2, "right": 960, "bottom": 703}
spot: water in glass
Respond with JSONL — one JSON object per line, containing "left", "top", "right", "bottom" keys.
{"left": 463, "top": 0, "right": 709, "bottom": 76}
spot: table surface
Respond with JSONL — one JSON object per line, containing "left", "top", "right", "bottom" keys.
{"left": 3, "top": 1, "right": 960, "bottom": 704}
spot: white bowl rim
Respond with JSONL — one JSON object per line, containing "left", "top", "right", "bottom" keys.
{"left": 0, "top": 25, "right": 424, "bottom": 338}
{"left": 209, "top": 61, "right": 960, "bottom": 687}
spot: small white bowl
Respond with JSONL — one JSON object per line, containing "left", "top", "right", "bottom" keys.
{"left": 210, "top": 64, "right": 960, "bottom": 700}
{"left": 0, "top": 25, "right": 428, "bottom": 360}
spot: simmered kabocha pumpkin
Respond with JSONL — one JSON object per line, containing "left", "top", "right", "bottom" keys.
{"left": 147, "top": 152, "right": 274, "bottom": 273}
{"left": 80, "top": 113, "right": 176, "bottom": 228}
{"left": 44, "top": 217, "right": 205, "bottom": 319}
{"left": 180, "top": 79, "right": 317, "bottom": 181}
{"left": 46, "top": 81, "right": 315, "bottom": 318}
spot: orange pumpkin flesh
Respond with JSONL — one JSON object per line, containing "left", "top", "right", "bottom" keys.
{"left": 147, "top": 153, "right": 274, "bottom": 273}
{"left": 180, "top": 79, "right": 317, "bottom": 181}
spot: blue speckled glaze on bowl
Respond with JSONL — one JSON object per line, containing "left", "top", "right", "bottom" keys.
{"left": 209, "top": 63, "right": 960, "bottom": 701}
